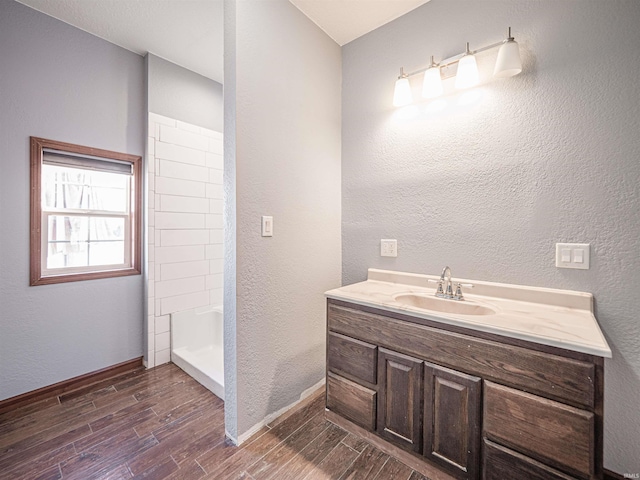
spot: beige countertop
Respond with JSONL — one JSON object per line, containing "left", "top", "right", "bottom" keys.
{"left": 325, "top": 269, "right": 611, "bottom": 358}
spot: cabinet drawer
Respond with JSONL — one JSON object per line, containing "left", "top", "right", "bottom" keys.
{"left": 328, "top": 302, "right": 595, "bottom": 409}
{"left": 483, "top": 439, "right": 578, "bottom": 480}
{"left": 483, "top": 381, "right": 594, "bottom": 478}
{"left": 328, "top": 331, "right": 377, "bottom": 385}
{"left": 326, "top": 372, "right": 376, "bottom": 431}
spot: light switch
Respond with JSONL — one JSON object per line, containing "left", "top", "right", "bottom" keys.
{"left": 261, "top": 216, "right": 273, "bottom": 237}
{"left": 574, "top": 249, "right": 584, "bottom": 263}
{"left": 555, "top": 243, "right": 590, "bottom": 269}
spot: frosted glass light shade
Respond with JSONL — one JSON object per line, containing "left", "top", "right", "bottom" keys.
{"left": 393, "top": 76, "right": 413, "bottom": 107}
{"left": 494, "top": 39, "right": 522, "bottom": 78}
{"left": 455, "top": 53, "right": 479, "bottom": 89}
{"left": 422, "top": 66, "right": 443, "bottom": 99}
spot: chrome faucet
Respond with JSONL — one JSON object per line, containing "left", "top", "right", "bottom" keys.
{"left": 439, "top": 266, "right": 454, "bottom": 299}
{"left": 429, "top": 266, "right": 474, "bottom": 300}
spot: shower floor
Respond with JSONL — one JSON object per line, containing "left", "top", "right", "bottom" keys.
{"left": 172, "top": 345, "right": 224, "bottom": 400}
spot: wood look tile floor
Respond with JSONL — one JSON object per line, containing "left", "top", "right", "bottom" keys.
{"left": 0, "top": 363, "right": 430, "bottom": 480}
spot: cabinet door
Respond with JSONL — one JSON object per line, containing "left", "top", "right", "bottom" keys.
{"left": 423, "top": 362, "right": 481, "bottom": 480}
{"left": 377, "top": 348, "right": 423, "bottom": 453}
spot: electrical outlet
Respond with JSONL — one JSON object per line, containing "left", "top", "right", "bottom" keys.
{"left": 555, "top": 243, "right": 590, "bottom": 269}
{"left": 381, "top": 239, "right": 397, "bottom": 257}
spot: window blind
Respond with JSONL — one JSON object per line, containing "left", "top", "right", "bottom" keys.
{"left": 43, "top": 149, "right": 133, "bottom": 175}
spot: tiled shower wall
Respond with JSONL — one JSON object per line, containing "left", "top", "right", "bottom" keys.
{"left": 146, "top": 112, "right": 223, "bottom": 367}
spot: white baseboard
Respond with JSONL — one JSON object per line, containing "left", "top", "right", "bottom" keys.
{"left": 232, "top": 377, "right": 326, "bottom": 446}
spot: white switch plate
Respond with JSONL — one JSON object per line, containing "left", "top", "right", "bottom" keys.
{"left": 261, "top": 216, "right": 273, "bottom": 237}
{"left": 556, "top": 243, "right": 590, "bottom": 269}
{"left": 381, "top": 239, "right": 397, "bottom": 257}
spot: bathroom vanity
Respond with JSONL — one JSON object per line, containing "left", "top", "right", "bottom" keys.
{"left": 324, "top": 269, "right": 611, "bottom": 480}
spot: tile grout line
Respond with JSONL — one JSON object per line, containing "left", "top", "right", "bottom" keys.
{"left": 340, "top": 442, "right": 364, "bottom": 479}
{"left": 372, "top": 455, "right": 391, "bottom": 480}
{"left": 195, "top": 458, "right": 206, "bottom": 475}
{"left": 263, "top": 423, "right": 336, "bottom": 480}
{"left": 230, "top": 412, "right": 325, "bottom": 480}
{"left": 125, "top": 462, "right": 135, "bottom": 478}
{"left": 299, "top": 438, "right": 354, "bottom": 480}
{"left": 241, "top": 412, "right": 328, "bottom": 477}
{"left": 276, "top": 420, "right": 348, "bottom": 478}
{"left": 339, "top": 438, "right": 362, "bottom": 454}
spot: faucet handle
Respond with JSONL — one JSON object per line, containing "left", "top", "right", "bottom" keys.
{"left": 428, "top": 278, "right": 445, "bottom": 296}
{"left": 454, "top": 282, "right": 474, "bottom": 301}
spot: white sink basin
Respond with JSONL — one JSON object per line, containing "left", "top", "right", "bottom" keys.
{"left": 393, "top": 293, "right": 497, "bottom": 316}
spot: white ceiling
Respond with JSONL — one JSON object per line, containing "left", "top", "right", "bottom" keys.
{"left": 16, "top": 0, "right": 225, "bottom": 82}
{"left": 15, "top": 0, "right": 431, "bottom": 84}
{"left": 289, "top": 0, "right": 430, "bottom": 46}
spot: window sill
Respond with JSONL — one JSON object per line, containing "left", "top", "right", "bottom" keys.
{"left": 30, "top": 266, "right": 141, "bottom": 286}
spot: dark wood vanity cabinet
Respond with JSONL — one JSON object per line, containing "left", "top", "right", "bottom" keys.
{"left": 325, "top": 298, "right": 604, "bottom": 480}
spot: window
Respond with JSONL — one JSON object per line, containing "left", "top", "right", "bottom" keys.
{"left": 30, "top": 137, "right": 142, "bottom": 285}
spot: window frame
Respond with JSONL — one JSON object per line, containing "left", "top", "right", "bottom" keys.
{"left": 30, "top": 137, "right": 142, "bottom": 286}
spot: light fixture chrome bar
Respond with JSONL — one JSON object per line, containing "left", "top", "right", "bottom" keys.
{"left": 404, "top": 38, "right": 506, "bottom": 79}
{"left": 393, "top": 27, "right": 522, "bottom": 107}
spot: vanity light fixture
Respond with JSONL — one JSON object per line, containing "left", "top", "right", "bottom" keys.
{"left": 494, "top": 27, "right": 522, "bottom": 78}
{"left": 393, "top": 67, "right": 413, "bottom": 107}
{"left": 422, "top": 56, "right": 443, "bottom": 99}
{"left": 454, "top": 42, "right": 479, "bottom": 89}
{"left": 393, "top": 27, "right": 523, "bottom": 106}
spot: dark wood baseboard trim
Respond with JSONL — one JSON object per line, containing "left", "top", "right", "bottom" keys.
{"left": 604, "top": 468, "right": 628, "bottom": 480}
{"left": 0, "top": 356, "right": 144, "bottom": 414}
{"left": 325, "top": 409, "right": 456, "bottom": 480}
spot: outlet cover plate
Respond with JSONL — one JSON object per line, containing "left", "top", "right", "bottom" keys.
{"left": 381, "top": 239, "right": 397, "bottom": 257}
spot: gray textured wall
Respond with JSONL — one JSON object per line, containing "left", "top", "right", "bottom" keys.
{"left": 0, "top": 1, "right": 145, "bottom": 400}
{"left": 342, "top": 0, "right": 640, "bottom": 472}
{"left": 147, "top": 53, "right": 223, "bottom": 132}
{"left": 223, "top": 0, "right": 239, "bottom": 440}
{"left": 225, "top": 0, "right": 342, "bottom": 439}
